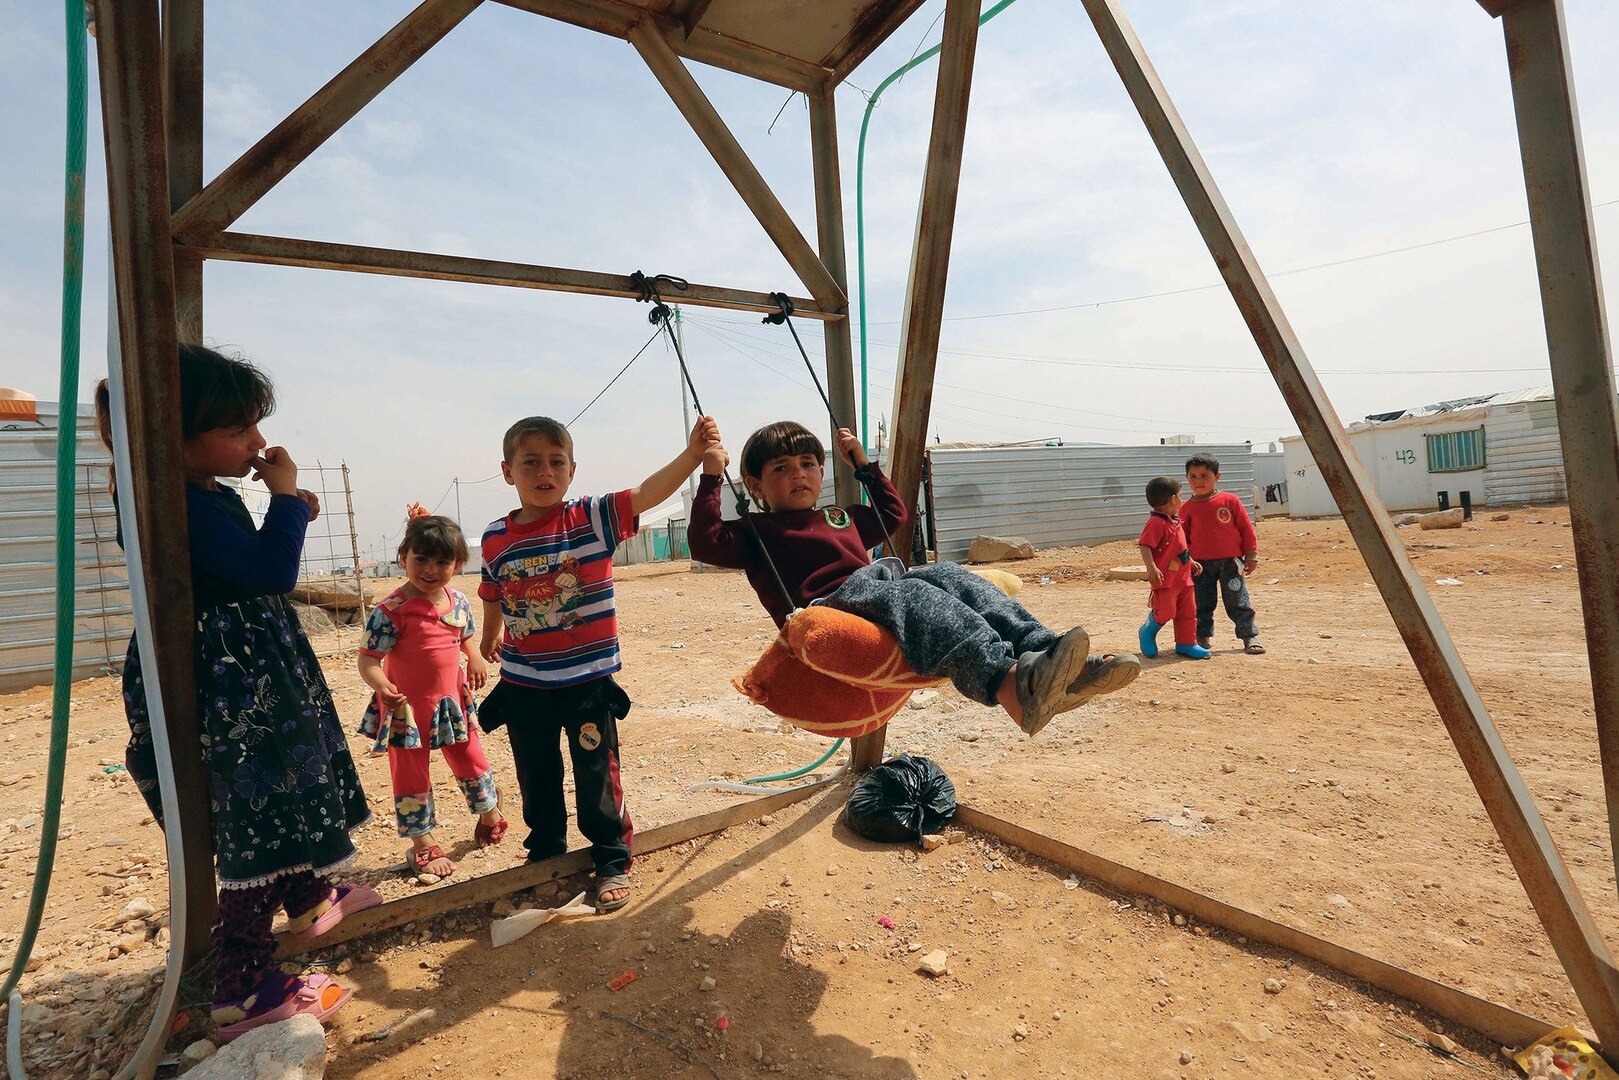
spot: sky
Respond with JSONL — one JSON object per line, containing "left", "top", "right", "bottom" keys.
{"left": 3, "top": 0, "right": 1618, "bottom": 566}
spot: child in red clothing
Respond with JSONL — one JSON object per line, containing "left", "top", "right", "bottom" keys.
{"left": 358, "top": 514, "right": 506, "bottom": 877}
{"left": 1137, "top": 476, "right": 1210, "bottom": 660}
{"left": 1182, "top": 453, "right": 1264, "bottom": 655}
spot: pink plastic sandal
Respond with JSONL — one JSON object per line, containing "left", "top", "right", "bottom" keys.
{"left": 213, "top": 972, "right": 351, "bottom": 1043}
{"left": 292, "top": 883, "right": 382, "bottom": 941}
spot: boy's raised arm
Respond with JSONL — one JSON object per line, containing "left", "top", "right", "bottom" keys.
{"left": 631, "top": 416, "right": 714, "bottom": 515}
{"left": 685, "top": 428, "right": 750, "bottom": 568}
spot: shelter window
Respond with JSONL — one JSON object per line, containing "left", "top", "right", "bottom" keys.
{"left": 1424, "top": 427, "right": 1486, "bottom": 473}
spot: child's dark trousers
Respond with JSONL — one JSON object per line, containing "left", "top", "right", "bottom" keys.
{"left": 1193, "top": 557, "right": 1258, "bottom": 642}
{"left": 479, "top": 675, "right": 634, "bottom": 878}
{"left": 821, "top": 560, "right": 1057, "bottom": 705}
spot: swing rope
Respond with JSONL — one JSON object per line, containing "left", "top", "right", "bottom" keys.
{"left": 762, "top": 292, "right": 903, "bottom": 562}
{"left": 631, "top": 271, "right": 798, "bottom": 615}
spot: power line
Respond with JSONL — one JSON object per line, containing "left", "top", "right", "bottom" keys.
{"left": 846, "top": 198, "right": 1618, "bottom": 325}
{"left": 569, "top": 327, "right": 664, "bottom": 426}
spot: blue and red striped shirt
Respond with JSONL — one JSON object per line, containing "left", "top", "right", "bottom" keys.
{"left": 479, "top": 491, "right": 638, "bottom": 688}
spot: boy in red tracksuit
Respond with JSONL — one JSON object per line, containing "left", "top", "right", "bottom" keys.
{"left": 1138, "top": 476, "right": 1209, "bottom": 660}
{"left": 1181, "top": 452, "right": 1264, "bottom": 655}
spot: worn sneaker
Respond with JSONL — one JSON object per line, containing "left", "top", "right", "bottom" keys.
{"left": 1058, "top": 653, "right": 1142, "bottom": 711}
{"left": 1196, "top": 635, "right": 1212, "bottom": 650}
{"left": 1014, "top": 627, "right": 1091, "bottom": 737}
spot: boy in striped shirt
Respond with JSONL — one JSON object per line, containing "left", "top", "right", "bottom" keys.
{"left": 477, "top": 414, "right": 715, "bottom": 912}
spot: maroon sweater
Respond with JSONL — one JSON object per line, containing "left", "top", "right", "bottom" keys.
{"left": 686, "top": 467, "right": 908, "bottom": 628}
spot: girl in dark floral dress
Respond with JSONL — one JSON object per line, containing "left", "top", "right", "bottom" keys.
{"left": 105, "top": 345, "right": 378, "bottom": 1042}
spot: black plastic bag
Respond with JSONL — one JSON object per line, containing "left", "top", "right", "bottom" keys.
{"left": 844, "top": 754, "right": 956, "bottom": 845}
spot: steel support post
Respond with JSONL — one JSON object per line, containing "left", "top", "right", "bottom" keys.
{"left": 164, "top": 0, "right": 203, "bottom": 342}
{"left": 1501, "top": 0, "right": 1619, "bottom": 913}
{"left": 1079, "top": 0, "right": 1619, "bottom": 1053}
{"left": 857, "top": 0, "right": 979, "bottom": 773}
{"left": 93, "top": 0, "right": 216, "bottom": 967}
{"left": 170, "top": 0, "right": 481, "bottom": 240}
{"left": 628, "top": 19, "right": 848, "bottom": 312}
{"left": 883, "top": 0, "right": 979, "bottom": 558}
{"left": 809, "top": 86, "right": 861, "bottom": 506}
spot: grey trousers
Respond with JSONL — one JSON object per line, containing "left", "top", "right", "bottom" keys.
{"left": 821, "top": 560, "right": 1058, "bottom": 705}
{"left": 1194, "top": 556, "right": 1258, "bottom": 641}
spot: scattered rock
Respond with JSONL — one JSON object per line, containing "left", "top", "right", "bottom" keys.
{"left": 1221, "top": 763, "right": 1237, "bottom": 774}
{"left": 967, "top": 535, "right": 1035, "bottom": 563}
{"left": 177, "top": 1039, "right": 217, "bottom": 1073}
{"left": 1425, "top": 1029, "right": 1460, "bottom": 1055}
{"left": 288, "top": 602, "right": 335, "bottom": 637}
{"left": 1012, "top": 1023, "right": 1030, "bottom": 1040}
{"left": 825, "top": 864, "right": 841, "bottom": 877}
{"left": 700, "top": 976, "right": 717, "bottom": 992}
{"left": 1263, "top": 977, "right": 1285, "bottom": 994}
{"left": 188, "top": 1014, "right": 326, "bottom": 1079}
{"left": 107, "top": 898, "right": 156, "bottom": 928}
{"left": 492, "top": 899, "right": 516, "bottom": 918}
{"left": 1435, "top": 578, "right": 1464, "bottom": 587}
{"left": 1393, "top": 512, "right": 1424, "bottom": 526}
{"left": 917, "top": 950, "right": 949, "bottom": 977}
{"left": 1180, "top": 1050, "right": 1194, "bottom": 1065}
{"left": 1105, "top": 565, "right": 1151, "bottom": 582}
{"left": 921, "top": 834, "right": 945, "bottom": 852}
{"left": 1491, "top": 513, "right": 1511, "bottom": 522}
{"left": 907, "top": 690, "right": 940, "bottom": 710}
{"left": 1326, "top": 893, "right": 1350, "bottom": 908}
{"left": 415, "top": 873, "right": 439, "bottom": 886}
{"left": 1419, "top": 508, "right": 1465, "bottom": 531}
{"left": 1172, "top": 914, "right": 1186, "bottom": 927}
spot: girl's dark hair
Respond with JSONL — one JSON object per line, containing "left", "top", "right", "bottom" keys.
{"left": 1146, "top": 475, "right": 1181, "bottom": 509}
{"left": 178, "top": 343, "right": 276, "bottom": 440}
{"left": 399, "top": 515, "right": 469, "bottom": 567}
{"left": 741, "top": 421, "right": 824, "bottom": 479}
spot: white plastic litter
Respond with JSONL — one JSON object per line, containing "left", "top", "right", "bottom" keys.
{"left": 490, "top": 891, "right": 596, "bottom": 948}
{"left": 1434, "top": 578, "right": 1464, "bottom": 586}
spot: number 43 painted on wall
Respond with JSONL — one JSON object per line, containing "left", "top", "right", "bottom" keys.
{"left": 1395, "top": 449, "right": 1416, "bottom": 464}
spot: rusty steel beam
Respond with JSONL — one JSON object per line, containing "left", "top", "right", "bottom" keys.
{"left": 179, "top": 231, "right": 834, "bottom": 319}
{"left": 628, "top": 18, "right": 848, "bottom": 312}
{"left": 667, "top": 0, "right": 712, "bottom": 37}
{"left": 1502, "top": 0, "right": 1619, "bottom": 915}
{"left": 93, "top": 0, "right": 216, "bottom": 969}
{"left": 1478, "top": 0, "right": 1524, "bottom": 16}
{"left": 957, "top": 807, "right": 1555, "bottom": 1050}
{"left": 858, "top": 0, "right": 979, "bottom": 775}
{"left": 169, "top": 0, "right": 481, "bottom": 241}
{"left": 809, "top": 86, "right": 860, "bottom": 507}
{"left": 884, "top": 0, "right": 979, "bottom": 560}
{"left": 494, "top": 0, "right": 828, "bottom": 92}
{"left": 1079, "top": 0, "right": 1619, "bottom": 1055}
{"left": 276, "top": 777, "right": 836, "bottom": 956}
{"left": 163, "top": 0, "right": 203, "bottom": 342}
{"left": 826, "top": 0, "right": 928, "bottom": 86}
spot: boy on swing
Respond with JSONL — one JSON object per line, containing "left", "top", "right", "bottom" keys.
{"left": 688, "top": 420, "right": 1140, "bottom": 735}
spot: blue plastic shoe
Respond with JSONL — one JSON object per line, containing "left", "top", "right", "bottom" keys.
{"left": 1175, "top": 643, "right": 1212, "bottom": 660}
{"left": 1138, "top": 615, "right": 1162, "bottom": 659}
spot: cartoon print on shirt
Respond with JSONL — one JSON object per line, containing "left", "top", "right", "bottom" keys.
{"left": 499, "top": 556, "right": 585, "bottom": 639}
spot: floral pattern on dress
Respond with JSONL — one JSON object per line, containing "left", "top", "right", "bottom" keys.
{"left": 121, "top": 593, "right": 372, "bottom": 888}
{"left": 356, "top": 691, "right": 478, "bottom": 754}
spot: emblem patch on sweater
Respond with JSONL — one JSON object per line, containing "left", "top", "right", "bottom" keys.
{"left": 823, "top": 507, "right": 852, "bottom": 529}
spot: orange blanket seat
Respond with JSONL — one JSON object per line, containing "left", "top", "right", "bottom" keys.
{"left": 733, "top": 606, "right": 944, "bottom": 739}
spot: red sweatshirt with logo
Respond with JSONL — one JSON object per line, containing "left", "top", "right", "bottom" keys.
{"left": 1179, "top": 490, "right": 1257, "bottom": 561}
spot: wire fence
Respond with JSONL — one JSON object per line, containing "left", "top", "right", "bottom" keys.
{"left": 239, "top": 461, "right": 369, "bottom": 652}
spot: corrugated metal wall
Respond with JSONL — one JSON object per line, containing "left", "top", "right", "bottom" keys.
{"left": 1485, "top": 400, "right": 1567, "bottom": 506}
{"left": 927, "top": 444, "right": 1256, "bottom": 560}
{"left": 0, "top": 403, "right": 131, "bottom": 690}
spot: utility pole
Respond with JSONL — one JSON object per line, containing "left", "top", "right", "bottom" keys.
{"left": 454, "top": 477, "right": 462, "bottom": 524}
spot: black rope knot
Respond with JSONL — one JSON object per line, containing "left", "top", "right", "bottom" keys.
{"left": 762, "top": 291, "right": 795, "bottom": 325}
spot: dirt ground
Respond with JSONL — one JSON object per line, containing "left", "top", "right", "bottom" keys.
{"left": 0, "top": 508, "right": 1610, "bottom": 1078}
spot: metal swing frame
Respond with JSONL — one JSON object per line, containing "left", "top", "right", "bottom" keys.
{"left": 92, "top": 0, "right": 1619, "bottom": 1060}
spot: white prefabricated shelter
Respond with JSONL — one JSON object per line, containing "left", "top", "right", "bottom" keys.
{"left": 925, "top": 442, "right": 1256, "bottom": 560}
{"left": 0, "top": 400, "right": 132, "bottom": 690}
{"left": 1281, "top": 387, "right": 1561, "bottom": 518}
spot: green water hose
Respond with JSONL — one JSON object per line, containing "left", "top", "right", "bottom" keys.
{"left": 745, "top": 737, "right": 844, "bottom": 784}
{"left": 855, "top": 0, "right": 1024, "bottom": 449}
{"left": 4, "top": 0, "right": 87, "bottom": 1025}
